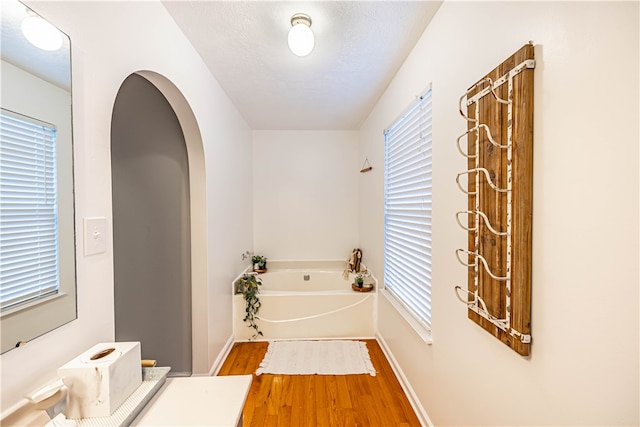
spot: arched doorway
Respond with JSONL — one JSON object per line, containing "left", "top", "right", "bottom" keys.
{"left": 111, "top": 73, "right": 194, "bottom": 375}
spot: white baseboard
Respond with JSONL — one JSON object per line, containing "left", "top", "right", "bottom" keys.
{"left": 375, "top": 333, "right": 433, "bottom": 427}
{"left": 199, "top": 335, "right": 235, "bottom": 377}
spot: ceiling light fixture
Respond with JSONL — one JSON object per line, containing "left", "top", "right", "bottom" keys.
{"left": 21, "top": 11, "right": 63, "bottom": 51}
{"left": 288, "top": 13, "right": 314, "bottom": 57}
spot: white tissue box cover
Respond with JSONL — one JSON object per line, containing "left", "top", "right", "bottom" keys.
{"left": 58, "top": 342, "right": 142, "bottom": 419}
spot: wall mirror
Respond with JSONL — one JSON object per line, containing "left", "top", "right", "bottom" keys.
{"left": 0, "top": 0, "right": 76, "bottom": 354}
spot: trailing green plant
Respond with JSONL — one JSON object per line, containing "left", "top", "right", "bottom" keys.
{"left": 234, "top": 273, "right": 263, "bottom": 339}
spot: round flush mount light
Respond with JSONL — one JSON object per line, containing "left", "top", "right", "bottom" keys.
{"left": 288, "top": 13, "right": 314, "bottom": 57}
{"left": 21, "top": 12, "right": 63, "bottom": 51}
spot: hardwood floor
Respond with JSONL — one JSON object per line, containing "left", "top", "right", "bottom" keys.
{"left": 217, "top": 340, "right": 421, "bottom": 427}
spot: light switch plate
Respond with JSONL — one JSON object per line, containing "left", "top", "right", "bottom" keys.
{"left": 84, "top": 217, "right": 107, "bottom": 256}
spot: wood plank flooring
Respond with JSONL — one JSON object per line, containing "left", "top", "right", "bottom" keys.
{"left": 217, "top": 340, "right": 421, "bottom": 427}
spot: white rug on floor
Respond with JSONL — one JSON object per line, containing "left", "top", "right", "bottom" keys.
{"left": 256, "top": 340, "right": 376, "bottom": 376}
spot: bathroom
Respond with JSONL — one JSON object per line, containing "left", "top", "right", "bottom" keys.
{"left": 1, "top": 1, "right": 638, "bottom": 426}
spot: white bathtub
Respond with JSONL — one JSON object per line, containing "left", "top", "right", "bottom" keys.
{"left": 232, "top": 260, "right": 376, "bottom": 341}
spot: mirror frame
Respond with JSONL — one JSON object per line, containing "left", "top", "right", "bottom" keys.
{"left": 0, "top": 0, "right": 76, "bottom": 354}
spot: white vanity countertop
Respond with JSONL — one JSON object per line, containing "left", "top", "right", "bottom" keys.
{"left": 131, "top": 375, "right": 252, "bottom": 426}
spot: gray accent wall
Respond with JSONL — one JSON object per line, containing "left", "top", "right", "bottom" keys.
{"left": 111, "top": 73, "right": 192, "bottom": 375}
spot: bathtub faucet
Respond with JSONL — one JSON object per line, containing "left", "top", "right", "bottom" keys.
{"left": 241, "top": 250, "right": 253, "bottom": 261}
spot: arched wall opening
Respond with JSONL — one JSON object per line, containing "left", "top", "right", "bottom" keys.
{"left": 111, "top": 71, "right": 208, "bottom": 375}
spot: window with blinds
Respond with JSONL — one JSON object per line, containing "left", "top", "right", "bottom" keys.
{"left": 0, "top": 109, "right": 60, "bottom": 312}
{"left": 383, "top": 88, "right": 432, "bottom": 331}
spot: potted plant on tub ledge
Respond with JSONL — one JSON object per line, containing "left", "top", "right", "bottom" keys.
{"left": 354, "top": 272, "right": 365, "bottom": 288}
{"left": 252, "top": 255, "right": 267, "bottom": 273}
{"left": 351, "top": 271, "right": 374, "bottom": 292}
{"left": 234, "top": 273, "right": 263, "bottom": 340}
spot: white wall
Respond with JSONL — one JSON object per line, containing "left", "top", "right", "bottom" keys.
{"left": 2, "top": 1, "right": 637, "bottom": 423}
{"left": 253, "top": 131, "right": 359, "bottom": 261}
{"left": 1, "top": 1, "right": 252, "bottom": 412}
{"left": 359, "top": 1, "right": 639, "bottom": 425}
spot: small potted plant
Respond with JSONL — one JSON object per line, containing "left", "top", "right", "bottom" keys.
{"left": 251, "top": 255, "right": 267, "bottom": 273}
{"left": 354, "top": 272, "right": 365, "bottom": 288}
{"left": 234, "top": 273, "right": 263, "bottom": 340}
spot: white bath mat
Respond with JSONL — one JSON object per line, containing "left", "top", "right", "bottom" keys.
{"left": 256, "top": 340, "right": 376, "bottom": 376}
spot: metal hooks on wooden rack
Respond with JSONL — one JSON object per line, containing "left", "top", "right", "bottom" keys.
{"left": 455, "top": 249, "right": 508, "bottom": 281}
{"left": 452, "top": 49, "right": 536, "bottom": 352}
{"left": 458, "top": 77, "right": 510, "bottom": 122}
{"left": 455, "top": 210, "right": 508, "bottom": 236}
{"left": 455, "top": 167, "right": 509, "bottom": 194}
{"left": 456, "top": 123, "right": 509, "bottom": 158}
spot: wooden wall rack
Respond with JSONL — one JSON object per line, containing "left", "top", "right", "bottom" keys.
{"left": 454, "top": 44, "right": 535, "bottom": 356}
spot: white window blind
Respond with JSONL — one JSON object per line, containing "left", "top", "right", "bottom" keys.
{"left": 0, "top": 109, "right": 59, "bottom": 311}
{"left": 383, "top": 88, "right": 433, "bottom": 330}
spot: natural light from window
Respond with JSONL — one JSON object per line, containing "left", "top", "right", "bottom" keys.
{"left": 383, "top": 87, "right": 433, "bottom": 336}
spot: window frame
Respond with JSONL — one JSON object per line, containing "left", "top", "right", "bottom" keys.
{"left": 1, "top": 109, "right": 60, "bottom": 311}
{"left": 382, "top": 86, "right": 433, "bottom": 342}
{"left": 0, "top": 104, "right": 76, "bottom": 352}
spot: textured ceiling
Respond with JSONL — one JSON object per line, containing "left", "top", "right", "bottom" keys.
{"left": 163, "top": 1, "right": 442, "bottom": 130}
